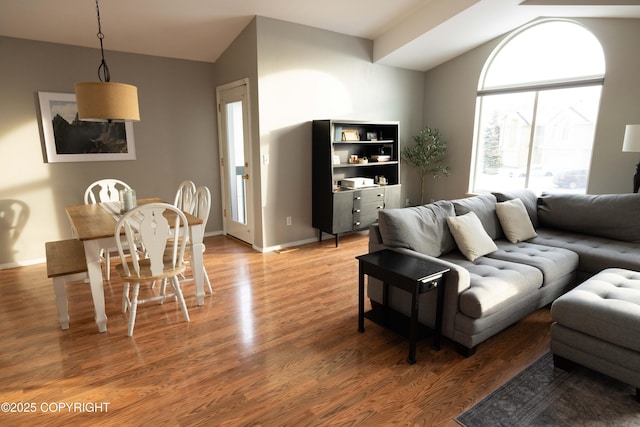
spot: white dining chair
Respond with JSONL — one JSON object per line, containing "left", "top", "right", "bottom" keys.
{"left": 165, "top": 185, "right": 213, "bottom": 294}
{"left": 174, "top": 180, "right": 197, "bottom": 214}
{"left": 114, "top": 203, "right": 190, "bottom": 337}
{"left": 84, "top": 179, "right": 132, "bottom": 280}
{"left": 84, "top": 178, "right": 131, "bottom": 204}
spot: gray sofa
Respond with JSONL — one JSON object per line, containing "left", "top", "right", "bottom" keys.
{"left": 368, "top": 190, "right": 640, "bottom": 356}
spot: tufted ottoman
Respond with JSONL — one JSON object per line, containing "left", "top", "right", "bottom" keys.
{"left": 550, "top": 268, "right": 640, "bottom": 402}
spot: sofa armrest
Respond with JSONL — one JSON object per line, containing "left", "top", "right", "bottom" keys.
{"left": 369, "top": 224, "right": 383, "bottom": 248}
{"left": 404, "top": 249, "right": 470, "bottom": 343}
{"left": 365, "top": 235, "right": 471, "bottom": 341}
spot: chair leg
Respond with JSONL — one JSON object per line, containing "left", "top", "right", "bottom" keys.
{"left": 189, "top": 249, "right": 212, "bottom": 294}
{"left": 171, "top": 277, "right": 190, "bottom": 322}
{"left": 105, "top": 250, "right": 111, "bottom": 281}
{"left": 204, "top": 266, "right": 213, "bottom": 294}
{"left": 160, "top": 279, "right": 168, "bottom": 303}
{"left": 127, "top": 284, "right": 140, "bottom": 337}
{"left": 122, "top": 282, "right": 130, "bottom": 313}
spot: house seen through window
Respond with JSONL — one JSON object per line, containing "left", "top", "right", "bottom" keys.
{"left": 470, "top": 19, "right": 605, "bottom": 194}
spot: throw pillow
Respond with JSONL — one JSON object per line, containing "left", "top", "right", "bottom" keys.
{"left": 492, "top": 189, "right": 539, "bottom": 227}
{"left": 452, "top": 193, "right": 503, "bottom": 240}
{"left": 378, "top": 201, "right": 456, "bottom": 257}
{"left": 495, "top": 198, "right": 537, "bottom": 243}
{"left": 446, "top": 212, "right": 498, "bottom": 261}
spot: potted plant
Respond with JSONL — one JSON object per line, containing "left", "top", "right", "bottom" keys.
{"left": 401, "top": 126, "right": 450, "bottom": 205}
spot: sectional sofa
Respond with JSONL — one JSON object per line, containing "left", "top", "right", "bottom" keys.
{"left": 367, "top": 190, "right": 640, "bottom": 356}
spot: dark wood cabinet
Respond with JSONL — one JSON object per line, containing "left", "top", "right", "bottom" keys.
{"left": 312, "top": 120, "right": 402, "bottom": 246}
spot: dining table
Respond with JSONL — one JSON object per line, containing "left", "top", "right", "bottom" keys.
{"left": 65, "top": 197, "right": 205, "bottom": 333}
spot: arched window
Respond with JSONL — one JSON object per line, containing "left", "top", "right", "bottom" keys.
{"left": 471, "top": 19, "right": 605, "bottom": 194}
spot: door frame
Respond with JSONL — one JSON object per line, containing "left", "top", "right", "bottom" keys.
{"left": 216, "top": 78, "right": 254, "bottom": 246}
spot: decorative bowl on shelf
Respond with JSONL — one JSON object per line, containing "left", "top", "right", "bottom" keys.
{"left": 371, "top": 154, "right": 391, "bottom": 162}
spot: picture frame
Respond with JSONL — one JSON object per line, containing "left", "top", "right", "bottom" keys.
{"left": 37, "top": 91, "right": 136, "bottom": 163}
{"left": 341, "top": 129, "right": 360, "bottom": 141}
{"left": 366, "top": 132, "right": 378, "bottom": 141}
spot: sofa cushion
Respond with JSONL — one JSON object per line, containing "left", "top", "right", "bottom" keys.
{"left": 495, "top": 198, "right": 537, "bottom": 243}
{"left": 532, "top": 229, "right": 640, "bottom": 274}
{"left": 489, "top": 241, "right": 578, "bottom": 285}
{"left": 441, "top": 253, "right": 543, "bottom": 319}
{"left": 493, "top": 189, "right": 539, "bottom": 227}
{"left": 537, "top": 193, "right": 640, "bottom": 243}
{"left": 377, "top": 201, "right": 456, "bottom": 257}
{"left": 447, "top": 212, "right": 498, "bottom": 261}
{"left": 452, "top": 193, "right": 503, "bottom": 240}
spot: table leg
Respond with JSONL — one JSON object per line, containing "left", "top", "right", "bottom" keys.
{"left": 408, "top": 286, "right": 419, "bottom": 364}
{"left": 358, "top": 263, "right": 365, "bottom": 333}
{"left": 432, "top": 279, "right": 446, "bottom": 351}
{"left": 190, "top": 224, "right": 205, "bottom": 306}
{"left": 84, "top": 239, "right": 107, "bottom": 333}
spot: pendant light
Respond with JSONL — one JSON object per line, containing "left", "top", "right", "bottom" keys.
{"left": 74, "top": 0, "right": 140, "bottom": 122}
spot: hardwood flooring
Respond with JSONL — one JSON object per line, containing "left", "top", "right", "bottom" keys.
{"left": 0, "top": 232, "right": 552, "bottom": 426}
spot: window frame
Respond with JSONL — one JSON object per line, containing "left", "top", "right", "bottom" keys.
{"left": 470, "top": 19, "right": 605, "bottom": 195}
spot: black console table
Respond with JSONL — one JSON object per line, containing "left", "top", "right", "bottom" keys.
{"left": 356, "top": 249, "right": 449, "bottom": 364}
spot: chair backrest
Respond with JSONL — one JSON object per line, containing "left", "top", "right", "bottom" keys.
{"left": 174, "top": 180, "right": 197, "bottom": 214}
{"left": 115, "top": 203, "right": 188, "bottom": 277}
{"left": 193, "top": 186, "right": 211, "bottom": 228}
{"left": 84, "top": 179, "right": 131, "bottom": 204}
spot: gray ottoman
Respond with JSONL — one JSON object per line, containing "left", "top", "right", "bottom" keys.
{"left": 550, "top": 268, "right": 640, "bottom": 402}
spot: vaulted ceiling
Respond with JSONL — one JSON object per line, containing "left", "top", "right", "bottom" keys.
{"left": 1, "top": 0, "right": 640, "bottom": 71}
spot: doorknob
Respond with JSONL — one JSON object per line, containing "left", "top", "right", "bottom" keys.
{"left": 242, "top": 174, "right": 249, "bottom": 180}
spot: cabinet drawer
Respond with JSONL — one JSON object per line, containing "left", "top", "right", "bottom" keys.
{"left": 353, "top": 200, "right": 384, "bottom": 229}
{"left": 352, "top": 201, "right": 384, "bottom": 215}
{"left": 353, "top": 210, "right": 381, "bottom": 229}
{"left": 353, "top": 188, "right": 385, "bottom": 206}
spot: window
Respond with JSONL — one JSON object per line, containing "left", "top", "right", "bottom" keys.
{"left": 471, "top": 20, "right": 605, "bottom": 194}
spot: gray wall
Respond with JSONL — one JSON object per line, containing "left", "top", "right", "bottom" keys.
{"left": 213, "top": 19, "right": 264, "bottom": 248}
{"left": 0, "top": 36, "right": 219, "bottom": 267}
{"left": 254, "top": 17, "right": 424, "bottom": 249}
{"left": 422, "top": 17, "right": 640, "bottom": 202}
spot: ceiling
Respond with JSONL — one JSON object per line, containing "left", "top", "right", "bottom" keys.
{"left": 1, "top": 0, "right": 640, "bottom": 71}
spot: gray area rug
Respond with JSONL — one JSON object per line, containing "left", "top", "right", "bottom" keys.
{"left": 456, "top": 353, "right": 640, "bottom": 426}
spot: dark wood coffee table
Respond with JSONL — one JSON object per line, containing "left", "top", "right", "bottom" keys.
{"left": 357, "top": 249, "right": 450, "bottom": 364}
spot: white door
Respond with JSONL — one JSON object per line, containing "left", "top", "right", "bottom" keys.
{"left": 216, "top": 79, "right": 253, "bottom": 245}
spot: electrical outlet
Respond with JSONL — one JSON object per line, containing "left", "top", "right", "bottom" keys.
{"left": 286, "top": 216, "right": 292, "bottom": 226}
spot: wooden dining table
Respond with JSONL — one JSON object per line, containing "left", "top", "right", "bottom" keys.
{"left": 65, "top": 197, "right": 205, "bottom": 333}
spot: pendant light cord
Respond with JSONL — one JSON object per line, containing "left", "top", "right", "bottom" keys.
{"left": 94, "top": 0, "right": 111, "bottom": 83}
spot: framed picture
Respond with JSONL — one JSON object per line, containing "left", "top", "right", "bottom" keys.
{"left": 341, "top": 129, "right": 360, "bottom": 141}
{"left": 37, "top": 92, "right": 136, "bottom": 163}
{"left": 366, "top": 132, "right": 378, "bottom": 141}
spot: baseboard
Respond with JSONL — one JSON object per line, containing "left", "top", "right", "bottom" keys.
{"left": 0, "top": 258, "right": 46, "bottom": 270}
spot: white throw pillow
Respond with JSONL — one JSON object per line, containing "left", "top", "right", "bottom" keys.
{"left": 446, "top": 212, "right": 498, "bottom": 261}
{"left": 495, "top": 198, "right": 537, "bottom": 243}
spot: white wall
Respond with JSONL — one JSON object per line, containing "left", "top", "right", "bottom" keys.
{"left": 421, "top": 18, "right": 640, "bottom": 202}
{"left": 0, "top": 36, "right": 219, "bottom": 267}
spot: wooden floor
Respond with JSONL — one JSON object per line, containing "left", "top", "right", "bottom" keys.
{"left": 0, "top": 232, "right": 552, "bottom": 426}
